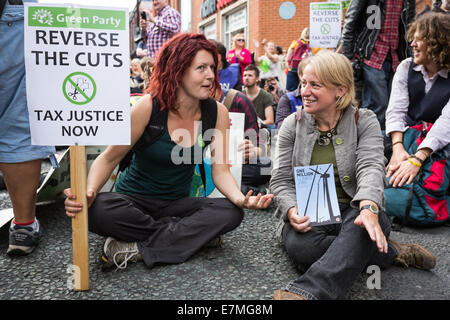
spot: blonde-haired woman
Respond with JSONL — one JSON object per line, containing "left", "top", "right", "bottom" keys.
{"left": 226, "top": 33, "right": 252, "bottom": 82}
{"left": 271, "top": 51, "right": 436, "bottom": 300}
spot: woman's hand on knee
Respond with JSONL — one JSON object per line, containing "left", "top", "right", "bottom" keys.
{"left": 386, "top": 148, "right": 409, "bottom": 178}
{"left": 63, "top": 188, "right": 97, "bottom": 218}
{"left": 288, "top": 206, "right": 311, "bottom": 233}
{"left": 354, "top": 211, "right": 388, "bottom": 254}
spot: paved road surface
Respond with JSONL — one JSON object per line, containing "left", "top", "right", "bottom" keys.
{"left": 0, "top": 194, "right": 448, "bottom": 300}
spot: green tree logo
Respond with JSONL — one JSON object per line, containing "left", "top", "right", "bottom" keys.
{"left": 32, "top": 9, "right": 54, "bottom": 26}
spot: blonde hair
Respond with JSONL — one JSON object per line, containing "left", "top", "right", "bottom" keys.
{"left": 131, "top": 58, "right": 141, "bottom": 66}
{"left": 300, "top": 27, "right": 309, "bottom": 42}
{"left": 300, "top": 51, "right": 355, "bottom": 110}
{"left": 231, "top": 33, "right": 245, "bottom": 50}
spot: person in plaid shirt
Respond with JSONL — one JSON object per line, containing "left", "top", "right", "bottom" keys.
{"left": 341, "top": 0, "right": 416, "bottom": 131}
{"left": 140, "top": 0, "right": 181, "bottom": 60}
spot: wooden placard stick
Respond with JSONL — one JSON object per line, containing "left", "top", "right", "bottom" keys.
{"left": 70, "top": 145, "right": 89, "bottom": 291}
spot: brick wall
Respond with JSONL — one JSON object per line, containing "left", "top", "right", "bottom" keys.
{"left": 191, "top": 0, "right": 329, "bottom": 52}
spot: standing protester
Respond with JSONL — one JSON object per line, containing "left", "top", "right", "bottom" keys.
{"left": 341, "top": 0, "right": 416, "bottom": 131}
{"left": 226, "top": 33, "right": 252, "bottom": 83}
{"left": 271, "top": 52, "right": 436, "bottom": 300}
{"left": 276, "top": 45, "right": 287, "bottom": 91}
{"left": 64, "top": 33, "right": 273, "bottom": 271}
{"left": 243, "top": 65, "right": 276, "bottom": 129}
{"left": 286, "top": 28, "right": 311, "bottom": 92}
{"left": 255, "top": 40, "right": 280, "bottom": 89}
{"left": 0, "top": 0, "right": 55, "bottom": 255}
{"left": 385, "top": 12, "right": 450, "bottom": 186}
{"left": 139, "top": 0, "right": 181, "bottom": 61}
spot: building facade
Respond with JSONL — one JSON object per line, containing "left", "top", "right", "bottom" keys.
{"left": 191, "top": 0, "right": 329, "bottom": 53}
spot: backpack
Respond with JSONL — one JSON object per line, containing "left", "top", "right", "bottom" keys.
{"left": 118, "top": 96, "right": 218, "bottom": 189}
{"left": 289, "top": 41, "right": 311, "bottom": 70}
{"left": 385, "top": 122, "right": 450, "bottom": 228}
{"left": 286, "top": 91, "right": 303, "bottom": 114}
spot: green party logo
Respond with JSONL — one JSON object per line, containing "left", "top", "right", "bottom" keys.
{"left": 28, "top": 6, "right": 126, "bottom": 30}
{"left": 31, "top": 8, "right": 54, "bottom": 26}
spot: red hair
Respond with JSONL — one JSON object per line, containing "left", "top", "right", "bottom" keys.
{"left": 147, "top": 33, "right": 222, "bottom": 111}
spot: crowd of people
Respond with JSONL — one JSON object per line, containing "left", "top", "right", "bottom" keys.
{"left": 1, "top": 0, "right": 449, "bottom": 301}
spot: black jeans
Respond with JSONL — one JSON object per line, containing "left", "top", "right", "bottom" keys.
{"left": 282, "top": 204, "right": 397, "bottom": 299}
{"left": 88, "top": 193, "right": 244, "bottom": 268}
{"left": 241, "top": 157, "right": 272, "bottom": 187}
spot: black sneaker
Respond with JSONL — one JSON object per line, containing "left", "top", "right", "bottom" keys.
{"left": 7, "top": 219, "right": 43, "bottom": 256}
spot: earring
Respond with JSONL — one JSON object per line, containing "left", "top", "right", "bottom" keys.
{"left": 336, "top": 96, "right": 342, "bottom": 104}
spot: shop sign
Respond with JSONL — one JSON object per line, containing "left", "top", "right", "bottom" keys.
{"left": 217, "top": 0, "right": 236, "bottom": 10}
{"left": 200, "top": 0, "right": 217, "bottom": 19}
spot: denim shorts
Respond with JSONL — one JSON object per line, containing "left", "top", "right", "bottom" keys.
{"left": 0, "top": 1, "right": 55, "bottom": 163}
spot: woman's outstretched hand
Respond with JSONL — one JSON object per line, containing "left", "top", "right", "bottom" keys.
{"left": 240, "top": 189, "right": 274, "bottom": 210}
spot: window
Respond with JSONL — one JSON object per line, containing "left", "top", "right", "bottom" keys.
{"left": 202, "top": 21, "right": 217, "bottom": 40}
{"left": 223, "top": 5, "right": 247, "bottom": 50}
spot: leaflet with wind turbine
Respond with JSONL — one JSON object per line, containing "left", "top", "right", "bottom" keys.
{"left": 294, "top": 164, "right": 342, "bottom": 226}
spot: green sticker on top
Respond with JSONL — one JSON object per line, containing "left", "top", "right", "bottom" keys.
{"left": 28, "top": 6, "right": 126, "bottom": 30}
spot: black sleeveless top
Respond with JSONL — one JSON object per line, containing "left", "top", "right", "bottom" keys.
{"left": 406, "top": 62, "right": 450, "bottom": 125}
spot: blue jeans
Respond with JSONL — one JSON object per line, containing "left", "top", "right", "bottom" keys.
{"left": 286, "top": 70, "right": 299, "bottom": 92}
{"left": 362, "top": 61, "right": 393, "bottom": 131}
{"left": 282, "top": 204, "right": 397, "bottom": 300}
{"left": 0, "top": 1, "right": 54, "bottom": 163}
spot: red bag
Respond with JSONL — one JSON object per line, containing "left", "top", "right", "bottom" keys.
{"left": 289, "top": 42, "right": 311, "bottom": 70}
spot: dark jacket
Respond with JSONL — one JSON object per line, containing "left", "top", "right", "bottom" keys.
{"left": 341, "top": 0, "right": 416, "bottom": 61}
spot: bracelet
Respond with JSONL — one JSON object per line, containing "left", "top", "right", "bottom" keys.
{"left": 416, "top": 149, "right": 428, "bottom": 159}
{"left": 408, "top": 158, "right": 422, "bottom": 167}
{"left": 391, "top": 141, "right": 403, "bottom": 148}
{"left": 409, "top": 154, "right": 424, "bottom": 164}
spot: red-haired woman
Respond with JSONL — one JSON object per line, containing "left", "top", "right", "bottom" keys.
{"left": 63, "top": 33, "right": 273, "bottom": 271}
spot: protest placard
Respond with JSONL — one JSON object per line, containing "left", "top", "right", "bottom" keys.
{"left": 24, "top": 4, "right": 130, "bottom": 146}
{"left": 310, "top": 2, "right": 342, "bottom": 48}
{"left": 24, "top": 3, "right": 130, "bottom": 291}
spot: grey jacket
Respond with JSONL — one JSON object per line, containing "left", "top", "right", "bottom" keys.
{"left": 270, "top": 106, "right": 386, "bottom": 242}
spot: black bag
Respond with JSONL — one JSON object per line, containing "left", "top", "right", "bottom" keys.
{"left": 118, "top": 96, "right": 218, "bottom": 188}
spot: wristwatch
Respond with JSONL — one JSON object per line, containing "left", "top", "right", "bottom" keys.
{"left": 360, "top": 204, "right": 379, "bottom": 215}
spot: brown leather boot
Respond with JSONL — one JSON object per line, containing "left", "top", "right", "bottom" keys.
{"left": 274, "top": 290, "right": 307, "bottom": 300}
{"left": 390, "top": 240, "right": 436, "bottom": 270}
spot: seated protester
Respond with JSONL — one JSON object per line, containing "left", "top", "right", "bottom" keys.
{"left": 263, "top": 76, "right": 285, "bottom": 107}
{"left": 213, "top": 40, "right": 271, "bottom": 195}
{"left": 64, "top": 33, "right": 273, "bottom": 271}
{"left": 214, "top": 41, "right": 242, "bottom": 92}
{"left": 243, "top": 64, "right": 276, "bottom": 130}
{"left": 130, "top": 58, "right": 144, "bottom": 94}
{"left": 385, "top": 12, "right": 450, "bottom": 187}
{"left": 275, "top": 59, "right": 309, "bottom": 129}
{"left": 140, "top": 56, "right": 151, "bottom": 91}
{"left": 271, "top": 51, "right": 436, "bottom": 300}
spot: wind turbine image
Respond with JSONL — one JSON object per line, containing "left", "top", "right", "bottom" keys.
{"left": 303, "top": 164, "right": 337, "bottom": 223}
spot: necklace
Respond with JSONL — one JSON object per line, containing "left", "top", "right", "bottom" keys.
{"left": 317, "top": 111, "right": 343, "bottom": 147}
